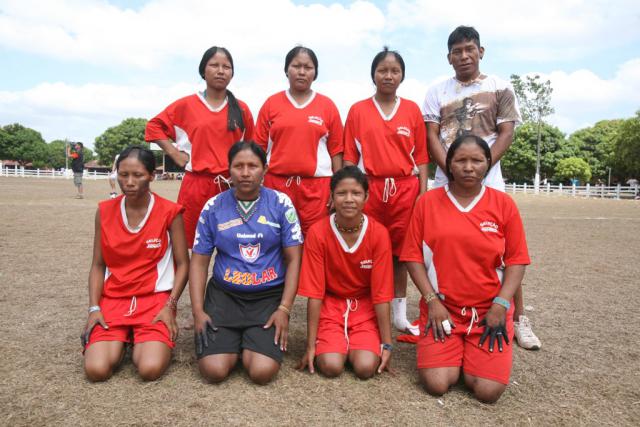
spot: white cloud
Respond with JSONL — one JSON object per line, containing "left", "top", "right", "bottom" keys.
{"left": 0, "top": 0, "right": 385, "bottom": 68}
{"left": 386, "top": 0, "right": 640, "bottom": 60}
{"left": 534, "top": 59, "right": 640, "bottom": 132}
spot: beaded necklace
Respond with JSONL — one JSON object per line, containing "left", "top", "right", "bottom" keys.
{"left": 334, "top": 215, "right": 364, "bottom": 233}
{"left": 236, "top": 197, "right": 260, "bottom": 222}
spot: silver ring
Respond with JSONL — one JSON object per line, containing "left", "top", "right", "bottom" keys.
{"left": 496, "top": 331, "right": 503, "bottom": 335}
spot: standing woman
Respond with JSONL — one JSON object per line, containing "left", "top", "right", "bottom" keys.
{"left": 82, "top": 145, "right": 189, "bottom": 381}
{"left": 343, "top": 47, "right": 429, "bottom": 335}
{"left": 190, "top": 141, "right": 303, "bottom": 385}
{"left": 255, "top": 46, "right": 343, "bottom": 234}
{"left": 146, "top": 46, "right": 254, "bottom": 248}
{"left": 297, "top": 166, "right": 394, "bottom": 379}
{"left": 400, "top": 135, "right": 530, "bottom": 403}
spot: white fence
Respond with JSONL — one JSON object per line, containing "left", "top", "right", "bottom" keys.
{"left": 1, "top": 164, "right": 638, "bottom": 200}
{"left": 0, "top": 165, "right": 109, "bottom": 180}
{"left": 506, "top": 182, "right": 639, "bottom": 200}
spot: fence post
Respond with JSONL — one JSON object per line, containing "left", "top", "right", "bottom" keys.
{"left": 571, "top": 183, "right": 576, "bottom": 197}
{"left": 512, "top": 182, "right": 516, "bottom": 194}
{"left": 559, "top": 183, "right": 563, "bottom": 195}
{"left": 616, "top": 184, "right": 621, "bottom": 200}
{"left": 546, "top": 182, "right": 551, "bottom": 195}
{"left": 21, "top": 166, "right": 25, "bottom": 177}
{"left": 586, "top": 183, "right": 590, "bottom": 198}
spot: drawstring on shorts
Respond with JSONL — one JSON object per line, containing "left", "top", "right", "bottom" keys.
{"left": 461, "top": 306, "right": 478, "bottom": 335}
{"left": 382, "top": 178, "right": 397, "bottom": 203}
{"left": 343, "top": 298, "right": 359, "bottom": 349}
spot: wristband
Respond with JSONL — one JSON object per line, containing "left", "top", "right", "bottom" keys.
{"left": 381, "top": 343, "right": 393, "bottom": 352}
{"left": 88, "top": 305, "right": 101, "bottom": 313}
{"left": 492, "top": 297, "right": 511, "bottom": 310}
{"left": 277, "top": 304, "right": 291, "bottom": 316}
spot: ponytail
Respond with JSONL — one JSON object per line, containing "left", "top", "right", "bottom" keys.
{"left": 225, "top": 89, "right": 245, "bottom": 132}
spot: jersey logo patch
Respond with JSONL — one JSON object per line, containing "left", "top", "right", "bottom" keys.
{"left": 239, "top": 243, "right": 261, "bottom": 263}
{"left": 257, "top": 215, "right": 280, "bottom": 228}
{"left": 480, "top": 221, "right": 499, "bottom": 233}
{"left": 360, "top": 259, "right": 373, "bottom": 269}
{"left": 218, "top": 218, "right": 243, "bottom": 231}
{"left": 146, "top": 238, "right": 162, "bottom": 249}
{"left": 308, "top": 115, "right": 324, "bottom": 126}
{"left": 397, "top": 126, "right": 411, "bottom": 137}
{"left": 285, "top": 208, "right": 298, "bottom": 224}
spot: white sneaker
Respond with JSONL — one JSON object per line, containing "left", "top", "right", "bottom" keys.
{"left": 514, "top": 315, "right": 541, "bottom": 350}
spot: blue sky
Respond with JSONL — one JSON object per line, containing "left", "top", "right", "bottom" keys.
{"left": 1, "top": 0, "right": 639, "bottom": 147}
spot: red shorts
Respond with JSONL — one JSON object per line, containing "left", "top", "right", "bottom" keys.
{"left": 178, "top": 171, "right": 230, "bottom": 248}
{"left": 416, "top": 299, "right": 514, "bottom": 385}
{"left": 364, "top": 176, "right": 419, "bottom": 256}
{"left": 263, "top": 173, "right": 330, "bottom": 235}
{"left": 85, "top": 291, "right": 174, "bottom": 349}
{"left": 315, "top": 294, "right": 381, "bottom": 356}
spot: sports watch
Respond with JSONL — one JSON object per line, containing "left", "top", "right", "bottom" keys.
{"left": 381, "top": 343, "right": 393, "bottom": 352}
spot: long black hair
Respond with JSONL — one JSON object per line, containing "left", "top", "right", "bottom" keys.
{"left": 199, "top": 46, "right": 246, "bottom": 133}
{"left": 284, "top": 46, "right": 319, "bottom": 81}
{"left": 116, "top": 145, "right": 156, "bottom": 174}
{"left": 445, "top": 134, "right": 492, "bottom": 181}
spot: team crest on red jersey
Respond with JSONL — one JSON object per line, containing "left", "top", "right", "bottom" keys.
{"left": 396, "top": 126, "right": 411, "bottom": 137}
{"left": 239, "top": 243, "right": 261, "bottom": 263}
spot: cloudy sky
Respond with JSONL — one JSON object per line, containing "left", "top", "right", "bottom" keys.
{"left": 1, "top": 0, "right": 639, "bottom": 147}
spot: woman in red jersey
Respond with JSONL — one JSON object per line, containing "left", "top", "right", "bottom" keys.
{"left": 400, "top": 135, "right": 530, "bottom": 403}
{"left": 255, "top": 46, "right": 343, "bottom": 234}
{"left": 343, "top": 47, "right": 429, "bottom": 335}
{"left": 298, "top": 166, "right": 394, "bottom": 379}
{"left": 81, "top": 145, "right": 189, "bottom": 381}
{"left": 146, "top": 46, "right": 254, "bottom": 248}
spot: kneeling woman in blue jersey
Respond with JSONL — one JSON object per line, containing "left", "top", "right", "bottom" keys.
{"left": 189, "top": 141, "right": 303, "bottom": 384}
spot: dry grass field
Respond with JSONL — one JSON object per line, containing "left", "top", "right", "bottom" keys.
{"left": 1, "top": 177, "right": 639, "bottom": 426}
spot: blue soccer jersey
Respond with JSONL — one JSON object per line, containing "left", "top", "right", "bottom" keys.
{"left": 193, "top": 187, "right": 303, "bottom": 293}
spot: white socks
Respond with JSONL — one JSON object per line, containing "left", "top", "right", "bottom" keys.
{"left": 392, "top": 297, "right": 419, "bottom": 335}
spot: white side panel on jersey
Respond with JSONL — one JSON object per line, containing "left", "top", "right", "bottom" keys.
{"left": 354, "top": 138, "right": 365, "bottom": 173}
{"left": 422, "top": 241, "right": 439, "bottom": 293}
{"left": 266, "top": 136, "right": 274, "bottom": 166}
{"left": 314, "top": 134, "right": 332, "bottom": 177}
{"left": 155, "top": 232, "right": 175, "bottom": 292}
{"left": 104, "top": 267, "right": 111, "bottom": 281}
{"left": 174, "top": 125, "right": 193, "bottom": 172}
{"left": 410, "top": 146, "right": 419, "bottom": 175}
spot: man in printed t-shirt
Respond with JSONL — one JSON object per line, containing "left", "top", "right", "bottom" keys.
{"left": 422, "top": 25, "right": 541, "bottom": 350}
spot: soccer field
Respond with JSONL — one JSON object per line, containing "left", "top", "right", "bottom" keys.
{"left": 1, "top": 177, "right": 638, "bottom": 426}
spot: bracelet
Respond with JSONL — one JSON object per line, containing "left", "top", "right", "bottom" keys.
{"left": 492, "top": 297, "right": 511, "bottom": 310}
{"left": 88, "top": 305, "right": 101, "bottom": 313}
{"left": 423, "top": 293, "right": 437, "bottom": 304}
{"left": 165, "top": 296, "right": 178, "bottom": 311}
{"left": 277, "top": 304, "right": 291, "bottom": 316}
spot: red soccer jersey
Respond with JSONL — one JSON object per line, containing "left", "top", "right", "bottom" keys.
{"left": 400, "top": 186, "right": 530, "bottom": 310}
{"left": 343, "top": 97, "right": 428, "bottom": 177}
{"left": 298, "top": 214, "right": 394, "bottom": 304}
{"left": 255, "top": 90, "right": 343, "bottom": 177}
{"left": 145, "top": 93, "right": 254, "bottom": 175}
{"left": 99, "top": 193, "right": 184, "bottom": 298}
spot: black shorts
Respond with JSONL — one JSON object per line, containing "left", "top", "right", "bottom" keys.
{"left": 196, "top": 279, "right": 284, "bottom": 363}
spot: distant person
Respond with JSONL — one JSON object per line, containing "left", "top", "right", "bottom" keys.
{"left": 145, "top": 46, "right": 254, "bottom": 248}
{"left": 401, "top": 135, "right": 530, "bottom": 403}
{"left": 67, "top": 142, "right": 84, "bottom": 199}
{"left": 297, "top": 167, "right": 394, "bottom": 379}
{"left": 189, "top": 141, "right": 303, "bottom": 385}
{"left": 422, "top": 25, "right": 540, "bottom": 350}
{"left": 81, "top": 145, "right": 189, "bottom": 382}
{"left": 108, "top": 154, "right": 119, "bottom": 199}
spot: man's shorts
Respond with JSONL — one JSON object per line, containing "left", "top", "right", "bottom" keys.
{"left": 315, "top": 293, "right": 381, "bottom": 356}
{"left": 263, "top": 173, "right": 330, "bottom": 235}
{"left": 178, "top": 171, "right": 229, "bottom": 248}
{"left": 197, "top": 280, "right": 284, "bottom": 363}
{"left": 85, "top": 291, "right": 174, "bottom": 349}
{"left": 73, "top": 172, "right": 83, "bottom": 187}
{"left": 364, "top": 176, "right": 419, "bottom": 256}
{"left": 416, "top": 298, "right": 514, "bottom": 385}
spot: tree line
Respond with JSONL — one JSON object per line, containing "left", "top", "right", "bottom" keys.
{"left": 1, "top": 96, "right": 638, "bottom": 183}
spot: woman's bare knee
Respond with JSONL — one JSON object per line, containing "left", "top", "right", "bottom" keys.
{"left": 84, "top": 361, "right": 113, "bottom": 382}
{"left": 419, "top": 368, "right": 459, "bottom": 396}
{"left": 199, "top": 355, "right": 236, "bottom": 383}
{"left": 465, "top": 374, "right": 507, "bottom": 403}
{"left": 316, "top": 354, "right": 346, "bottom": 378}
{"left": 137, "top": 360, "right": 168, "bottom": 381}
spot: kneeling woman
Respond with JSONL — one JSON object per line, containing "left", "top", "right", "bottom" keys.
{"left": 401, "top": 135, "right": 530, "bottom": 403}
{"left": 82, "top": 145, "right": 189, "bottom": 381}
{"left": 190, "top": 141, "right": 303, "bottom": 385}
{"left": 298, "top": 166, "right": 394, "bottom": 379}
